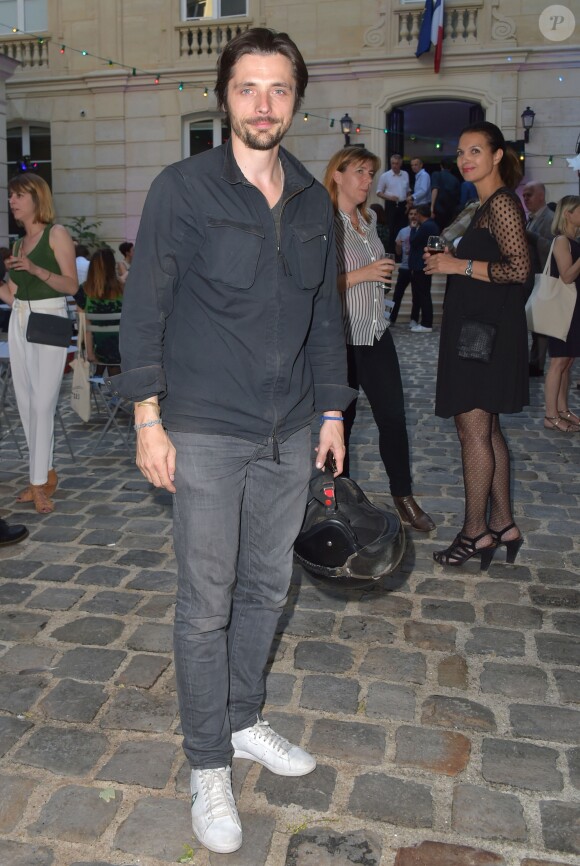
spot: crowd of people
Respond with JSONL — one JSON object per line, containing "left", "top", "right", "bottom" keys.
{"left": 0, "top": 24, "right": 578, "bottom": 857}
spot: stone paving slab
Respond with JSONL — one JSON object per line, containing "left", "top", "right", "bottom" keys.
{"left": 1, "top": 330, "right": 579, "bottom": 865}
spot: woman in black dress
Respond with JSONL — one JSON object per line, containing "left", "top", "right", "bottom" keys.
{"left": 543, "top": 195, "right": 580, "bottom": 432}
{"left": 424, "top": 122, "right": 531, "bottom": 569}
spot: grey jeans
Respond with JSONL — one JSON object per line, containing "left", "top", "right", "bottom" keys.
{"left": 171, "top": 427, "right": 312, "bottom": 769}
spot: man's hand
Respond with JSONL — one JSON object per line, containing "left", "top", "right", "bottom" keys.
{"left": 136, "top": 425, "right": 177, "bottom": 493}
{"left": 315, "top": 417, "right": 345, "bottom": 477}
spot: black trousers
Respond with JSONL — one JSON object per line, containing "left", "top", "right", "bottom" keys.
{"left": 344, "top": 331, "right": 412, "bottom": 497}
{"left": 383, "top": 201, "right": 408, "bottom": 254}
{"left": 390, "top": 268, "right": 412, "bottom": 324}
{"left": 410, "top": 270, "right": 433, "bottom": 328}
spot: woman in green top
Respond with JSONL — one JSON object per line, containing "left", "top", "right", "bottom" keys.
{"left": 3, "top": 173, "right": 77, "bottom": 513}
{"left": 77, "top": 247, "right": 123, "bottom": 376}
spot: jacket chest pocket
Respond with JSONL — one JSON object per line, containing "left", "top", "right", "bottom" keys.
{"left": 201, "top": 217, "right": 265, "bottom": 289}
{"left": 289, "top": 223, "right": 328, "bottom": 290}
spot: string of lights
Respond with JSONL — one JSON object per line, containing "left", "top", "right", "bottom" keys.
{"left": 0, "top": 23, "right": 574, "bottom": 167}
{"left": 0, "top": 22, "right": 211, "bottom": 95}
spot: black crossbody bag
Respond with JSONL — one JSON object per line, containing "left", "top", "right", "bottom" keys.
{"left": 26, "top": 300, "right": 73, "bottom": 348}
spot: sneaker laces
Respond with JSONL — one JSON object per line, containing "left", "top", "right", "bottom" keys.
{"left": 198, "top": 768, "right": 237, "bottom": 820}
{"left": 251, "top": 720, "right": 292, "bottom": 756}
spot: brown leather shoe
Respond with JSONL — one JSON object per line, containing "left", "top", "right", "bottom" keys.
{"left": 393, "top": 495, "right": 435, "bottom": 532}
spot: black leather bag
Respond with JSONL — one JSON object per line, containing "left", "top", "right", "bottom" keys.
{"left": 26, "top": 311, "right": 73, "bottom": 348}
{"left": 456, "top": 317, "right": 497, "bottom": 364}
{"left": 294, "top": 469, "right": 405, "bottom": 588}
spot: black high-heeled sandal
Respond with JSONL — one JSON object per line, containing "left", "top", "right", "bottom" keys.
{"left": 433, "top": 530, "right": 497, "bottom": 571}
{"left": 490, "top": 523, "right": 524, "bottom": 564}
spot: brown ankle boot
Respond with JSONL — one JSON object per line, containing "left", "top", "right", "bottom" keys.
{"left": 393, "top": 495, "right": 435, "bottom": 532}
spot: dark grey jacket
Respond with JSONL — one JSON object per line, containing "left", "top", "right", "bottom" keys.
{"left": 110, "top": 141, "right": 354, "bottom": 443}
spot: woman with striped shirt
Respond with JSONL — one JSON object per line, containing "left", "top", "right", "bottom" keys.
{"left": 323, "top": 147, "right": 435, "bottom": 532}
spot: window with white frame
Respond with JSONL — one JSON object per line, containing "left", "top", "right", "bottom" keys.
{"left": 0, "top": 0, "right": 48, "bottom": 34}
{"left": 183, "top": 116, "right": 230, "bottom": 157}
{"left": 182, "top": 0, "right": 247, "bottom": 21}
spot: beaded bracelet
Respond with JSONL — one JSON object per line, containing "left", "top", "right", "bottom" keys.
{"left": 134, "top": 418, "right": 163, "bottom": 431}
{"left": 320, "top": 415, "right": 344, "bottom": 424}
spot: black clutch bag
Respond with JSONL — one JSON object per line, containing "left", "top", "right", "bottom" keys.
{"left": 26, "top": 311, "right": 73, "bottom": 348}
{"left": 456, "top": 318, "right": 497, "bottom": 364}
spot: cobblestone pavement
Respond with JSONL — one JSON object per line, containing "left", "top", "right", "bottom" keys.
{"left": 1, "top": 327, "right": 579, "bottom": 866}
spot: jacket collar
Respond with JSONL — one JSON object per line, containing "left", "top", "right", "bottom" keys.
{"left": 221, "top": 138, "right": 314, "bottom": 195}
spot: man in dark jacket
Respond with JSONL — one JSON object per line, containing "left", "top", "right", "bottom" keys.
{"left": 409, "top": 205, "right": 440, "bottom": 332}
{"left": 110, "top": 28, "right": 354, "bottom": 855}
{"left": 431, "top": 159, "right": 461, "bottom": 230}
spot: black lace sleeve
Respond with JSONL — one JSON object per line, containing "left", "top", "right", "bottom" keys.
{"left": 477, "top": 190, "right": 530, "bottom": 284}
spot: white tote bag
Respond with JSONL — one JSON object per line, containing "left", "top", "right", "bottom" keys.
{"left": 525, "top": 238, "right": 576, "bottom": 341}
{"left": 70, "top": 312, "right": 92, "bottom": 422}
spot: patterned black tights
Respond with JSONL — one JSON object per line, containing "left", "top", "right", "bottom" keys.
{"left": 454, "top": 409, "right": 514, "bottom": 541}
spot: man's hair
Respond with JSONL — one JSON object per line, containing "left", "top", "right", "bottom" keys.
{"left": 75, "top": 244, "right": 90, "bottom": 258}
{"left": 440, "top": 158, "right": 454, "bottom": 170}
{"left": 8, "top": 172, "right": 55, "bottom": 224}
{"left": 416, "top": 204, "right": 431, "bottom": 218}
{"left": 215, "top": 27, "right": 308, "bottom": 114}
{"left": 119, "top": 241, "right": 134, "bottom": 257}
{"left": 411, "top": 158, "right": 423, "bottom": 166}
{"left": 523, "top": 182, "right": 546, "bottom": 197}
{"left": 390, "top": 153, "right": 402, "bottom": 161}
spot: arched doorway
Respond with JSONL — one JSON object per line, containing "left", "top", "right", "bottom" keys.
{"left": 387, "top": 99, "right": 483, "bottom": 173}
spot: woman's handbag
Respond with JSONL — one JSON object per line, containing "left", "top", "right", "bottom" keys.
{"left": 70, "top": 311, "right": 92, "bottom": 422}
{"left": 525, "top": 238, "right": 576, "bottom": 341}
{"left": 26, "top": 310, "right": 73, "bottom": 348}
{"left": 457, "top": 318, "right": 497, "bottom": 364}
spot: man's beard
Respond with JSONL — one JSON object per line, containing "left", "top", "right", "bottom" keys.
{"left": 229, "top": 113, "right": 292, "bottom": 151}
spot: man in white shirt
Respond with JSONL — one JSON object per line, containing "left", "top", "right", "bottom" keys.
{"left": 75, "top": 244, "right": 90, "bottom": 286}
{"left": 389, "top": 207, "right": 417, "bottom": 325}
{"left": 376, "top": 154, "right": 410, "bottom": 252}
{"left": 407, "top": 158, "right": 431, "bottom": 208}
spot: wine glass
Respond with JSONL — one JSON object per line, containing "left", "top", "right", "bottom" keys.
{"left": 427, "top": 235, "right": 446, "bottom": 254}
{"left": 380, "top": 252, "right": 395, "bottom": 291}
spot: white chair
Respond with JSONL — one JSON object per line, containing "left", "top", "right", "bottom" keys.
{"left": 84, "top": 310, "right": 133, "bottom": 453}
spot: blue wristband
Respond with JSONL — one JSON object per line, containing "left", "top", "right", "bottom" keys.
{"left": 320, "top": 415, "right": 344, "bottom": 424}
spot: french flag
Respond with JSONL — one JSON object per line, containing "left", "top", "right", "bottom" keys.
{"left": 432, "top": 0, "right": 444, "bottom": 73}
{"left": 415, "top": 0, "right": 444, "bottom": 74}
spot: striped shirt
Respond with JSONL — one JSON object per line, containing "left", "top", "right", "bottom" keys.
{"left": 335, "top": 208, "right": 388, "bottom": 346}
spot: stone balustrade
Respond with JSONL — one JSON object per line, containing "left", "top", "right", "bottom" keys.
{"left": 395, "top": 1, "right": 481, "bottom": 48}
{"left": 0, "top": 34, "right": 50, "bottom": 68}
{"left": 176, "top": 19, "right": 251, "bottom": 59}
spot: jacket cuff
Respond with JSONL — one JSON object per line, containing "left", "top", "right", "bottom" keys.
{"left": 107, "top": 365, "right": 167, "bottom": 401}
{"left": 315, "top": 384, "right": 358, "bottom": 413}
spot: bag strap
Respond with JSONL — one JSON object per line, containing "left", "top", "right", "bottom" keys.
{"left": 542, "top": 238, "right": 557, "bottom": 276}
{"left": 78, "top": 311, "right": 88, "bottom": 356}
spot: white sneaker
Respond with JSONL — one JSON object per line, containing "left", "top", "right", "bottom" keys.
{"left": 190, "top": 767, "right": 242, "bottom": 854}
{"left": 409, "top": 320, "right": 418, "bottom": 330}
{"left": 411, "top": 324, "right": 432, "bottom": 332}
{"left": 232, "top": 718, "right": 316, "bottom": 777}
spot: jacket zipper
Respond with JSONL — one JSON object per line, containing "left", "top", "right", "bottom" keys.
{"left": 269, "top": 184, "right": 306, "bottom": 462}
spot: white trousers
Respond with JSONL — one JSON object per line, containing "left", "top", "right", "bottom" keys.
{"left": 9, "top": 297, "right": 68, "bottom": 485}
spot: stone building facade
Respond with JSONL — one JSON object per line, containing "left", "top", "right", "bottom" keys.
{"left": 1, "top": 0, "right": 579, "bottom": 246}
